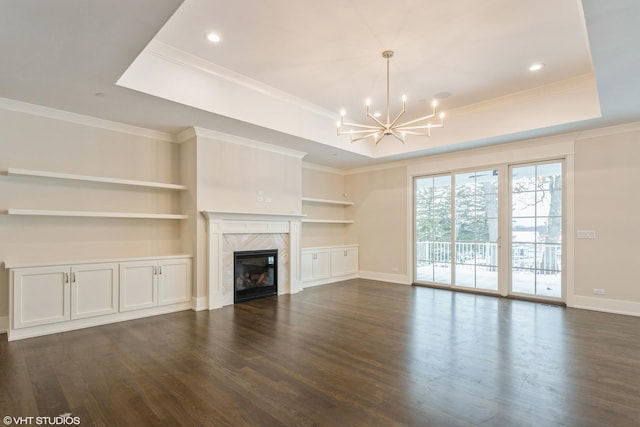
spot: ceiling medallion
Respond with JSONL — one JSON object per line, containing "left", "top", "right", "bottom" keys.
{"left": 337, "top": 50, "right": 445, "bottom": 144}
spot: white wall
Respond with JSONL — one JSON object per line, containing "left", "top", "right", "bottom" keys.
{"left": 0, "top": 104, "right": 184, "bottom": 320}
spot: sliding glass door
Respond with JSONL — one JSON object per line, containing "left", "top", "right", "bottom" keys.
{"left": 510, "top": 162, "right": 563, "bottom": 298}
{"left": 414, "top": 160, "right": 564, "bottom": 301}
{"left": 454, "top": 170, "right": 499, "bottom": 291}
{"left": 415, "top": 175, "right": 452, "bottom": 285}
{"left": 414, "top": 169, "right": 499, "bottom": 291}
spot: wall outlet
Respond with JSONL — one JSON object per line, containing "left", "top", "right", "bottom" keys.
{"left": 593, "top": 288, "right": 605, "bottom": 295}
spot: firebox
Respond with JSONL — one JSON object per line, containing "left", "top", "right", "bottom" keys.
{"left": 233, "top": 249, "right": 278, "bottom": 303}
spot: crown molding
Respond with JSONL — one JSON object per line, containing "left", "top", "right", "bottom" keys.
{"left": 302, "top": 162, "right": 347, "bottom": 175}
{"left": 145, "top": 40, "right": 336, "bottom": 121}
{"left": 189, "top": 127, "right": 307, "bottom": 159}
{"left": 343, "top": 160, "right": 410, "bottom": 176}
{"left": 0, "top": 97, "right": 176, "bottom": 142}
{"left": 574, "top": 120, "right": 640, "bottom": 140}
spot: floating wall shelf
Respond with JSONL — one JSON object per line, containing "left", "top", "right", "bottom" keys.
{"left": 301, "top": 197, "right": 354, "bottom": 206}
{"left": 301, "top": 219, "right": 354, "bottom": 224}
{"left": 6, "top": 209, "right": 188, "bottom": 220}
{"left": 6, "top": 168, "right": 187, "bottom": 191}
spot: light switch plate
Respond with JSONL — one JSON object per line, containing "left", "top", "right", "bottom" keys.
{"left": 577, "top": 230, "right": 596, "bottom": 239}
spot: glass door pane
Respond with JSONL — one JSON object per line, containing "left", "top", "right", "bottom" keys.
{"left": 415, "top": 175, "right": 452, "bottom": 285}
{"left": 453, "top": 169, "right": 499, "bottom": 291}
{"left": 511, "top": 162, "right": 563, "bottom": 298}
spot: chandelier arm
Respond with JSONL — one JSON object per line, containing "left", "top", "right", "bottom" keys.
{"left": 396, "top": 112, "right": 437, "bottom": 128}
{"left": 394, "top": 130, "right": 430, "bottom": 136}
{"left": 339, "top": 128, "right": 385, "bottom": 135}
{"left": 396, "top": 124, "right": 435, "bottom": 132}
{"left": 396, "top": 120, "right": 444, "bottom": 132}
{"left": 374, "top": 132, "right": 386, "bottom": 145}
{"left": 351, "top": 132, "right": 380, "bottom": 143}
{"left": 388, "top": 103, "right": 407, "bottom": 128}
{"left": 366, "top": 105, "right": 387, "bottom": 128}
{"left": 389, "top": 131, "right": 405, "bottom": 144}
{"left": 340, "top": 122, "right": 383, "bottom": 130}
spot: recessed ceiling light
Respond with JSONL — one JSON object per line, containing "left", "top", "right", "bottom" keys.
{"left": 206, "top": 32, "right": 221, "bottom": 43}
{"left": 529, "top": 63, "right": 545, "bottom": 72}
{"left": 373, "top": 112, "right": 382, "bottom": 117}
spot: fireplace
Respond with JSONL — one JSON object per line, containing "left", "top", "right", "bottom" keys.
{"left": 234, "top": 249, "right": 278, "bottom": 303}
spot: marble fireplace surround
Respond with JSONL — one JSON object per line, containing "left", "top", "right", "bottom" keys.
{"left": 201, "top": 211, "right": 304, "bottom": 309}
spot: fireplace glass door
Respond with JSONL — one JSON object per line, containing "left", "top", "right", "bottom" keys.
{"left": 234, "top": 249, "right": 278, "bottom": 303}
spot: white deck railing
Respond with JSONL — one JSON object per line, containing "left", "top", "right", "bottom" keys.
{"left": 416, "top": 241, "right": 561, "bottom": 270}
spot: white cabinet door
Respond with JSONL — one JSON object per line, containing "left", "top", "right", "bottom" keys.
{"left": 71, "top": 263, "right": 118, "bottom": 319}
{"left": 344, "top": 247, "right": 359, "bottom": 275}
{"left": 119, "top": 261, "right": 157, "bottom": 312}
{"left": 12, "top": 266, "right": 70, "bottom": 329}
{"left": 158, "top": 258, "right": 191, "bottom": 305}
{"left": 330, "top": 247, "right": 359, "bottom": 277}
{"left": 331, "top": 248, "right": 347, "bottom": 276}
{"left": 314, "top": 249, "right": 331, "bottom": 280}
{"left": 301, "top": 250, "right": 314, "bottom": 282}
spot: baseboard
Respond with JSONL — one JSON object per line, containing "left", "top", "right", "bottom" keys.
{"left": 570, "top": 295, "right": 640, "bottom": 317}
{"left": 302, "top": 273, "right": 358, "bottom": 289}
{"left": 7, "top": 303, "right": 192, "bottom": 341}
{"left": 191, "top": 296, "right": 208, "bottom": 311}
{"left": 0, "top": 316, "right": 8, "bottom": 334}
{"left": 358, "top": 270, "right": 411, "bottom": 285}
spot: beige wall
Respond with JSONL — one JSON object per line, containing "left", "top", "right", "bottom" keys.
{"left": 345, "top": 165, "right": 409, "bottom": 282}
{"left": 0, "top": 107, "right": 183, "bottom": 319}
{"left": 574, "top": 128, "right": 640, "bottom": 303}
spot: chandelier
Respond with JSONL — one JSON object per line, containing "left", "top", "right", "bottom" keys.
{"left": 337, "top": 50, "right": 445, "bottom": 144}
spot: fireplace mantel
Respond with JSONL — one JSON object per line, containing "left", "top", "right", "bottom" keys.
{"left": 201, "top": 210, "right": 303, "bottom": 309}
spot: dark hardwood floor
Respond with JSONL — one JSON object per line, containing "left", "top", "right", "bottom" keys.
{"left": 2, "top": 279, "right": 640, "bottom": 426}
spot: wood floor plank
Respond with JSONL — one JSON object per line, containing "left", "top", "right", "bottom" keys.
{"left": 2, "top": 279, "right": 640, "bottom": 426}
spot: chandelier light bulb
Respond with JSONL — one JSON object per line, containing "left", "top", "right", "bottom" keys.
{"left": 402, "top": 95, "right": 407, "bottom": 102}
{"left": 365, "top": 98, "right": 371, "bottom": 106}
{"left": 432, "top": 100, "right": 438, "bottom": 107}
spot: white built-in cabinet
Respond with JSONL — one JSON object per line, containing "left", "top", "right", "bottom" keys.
{"left": 120, "top": 258, "right": 191, "bottom": 312}
{"left": 8, "top": 256, "right": 191, "bottom": 341}
{"left": 301, "top": 248, "right": 331, "bottom": 282}
{"left": 330, "top": 246, "right": 359, "bottom": 276}
{"left": 12, "top": 263, "right": 118, "bottom": 329}
{"left": 301, "top": 245, "right": 358, "bottom": 287}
